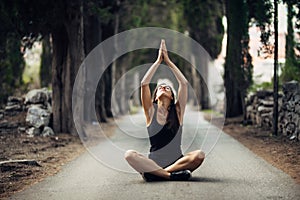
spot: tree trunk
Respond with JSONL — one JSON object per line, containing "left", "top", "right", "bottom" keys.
{"left": 224, "top": 0, "right": 245, "bottom": 117}
{"left": 191, "top": 54, "right": 201, "bottom": 107}
{"left": 52, "top": 0, "right": 85, "bottom": 134}
{"left": 109, "top": 1, "right": 120, "bottom": 117}
{"left": 51, "top": 27, "right": 68, "bottom": 133}
{"left": 105, "top": 67, "right": 113, "bottom": 117}
{"left": 281, "top": 1, "right": 299, "bottom": 82}
{"left": 84, "top": 13, "right": 103, "bottom": 122}
{"left": 121, "top": 66, "right": 128, "bottom": 114}
{"left": 200, "top": 56, "right": 210, "bottom": 109}
{"left": 96, "top": 75, "right": 108, "bottom": 122}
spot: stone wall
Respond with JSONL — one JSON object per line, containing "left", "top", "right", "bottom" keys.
{"left": 279, "top": 81, "right": 300, "bottom": 140}
{"left": 246, "top": 81, "right": 300, "bottom": 140}
{"left": 0, "top": 88, "right": 54, "bottom": 137}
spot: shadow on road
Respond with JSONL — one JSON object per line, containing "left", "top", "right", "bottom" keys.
{"left": 189, "top": 176, "right": 225, "bottom": 183}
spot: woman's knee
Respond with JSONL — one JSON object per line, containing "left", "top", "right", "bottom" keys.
{"left": 193, "top": 150, "right": 205, "bottom": 164}
{"left": 124, "top": 150, "right": 138, "bottom": 161}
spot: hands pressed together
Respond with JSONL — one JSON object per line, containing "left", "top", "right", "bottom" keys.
{"left": 157, "top": 39, "right": 171, "bottom": 64}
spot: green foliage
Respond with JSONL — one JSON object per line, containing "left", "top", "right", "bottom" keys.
{"left": 181, "top": 0, "right": 224, "bottom": 59}
{"left": 120, "top": 0, "right": 182, "bottom": 30}
{"left": 280, "top": 0, "right": 300, "bottom": 82}
{"left": 248, "top": 0, "right": 273, "bottom": 52}
{"left": 280, "top": 59, "right": 300, "bottom": 82}
{"left": 249, "top": 81, "right": 273, "bottom": 92}
{"left": 117, "top": 0, "right": 187, "bottom": 72}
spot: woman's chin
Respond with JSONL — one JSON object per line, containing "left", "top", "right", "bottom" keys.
{"left": 156, "top": 94, "right": 172, "bottom": 100}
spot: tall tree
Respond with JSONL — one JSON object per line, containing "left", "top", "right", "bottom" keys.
{"left": 224, "top": 0, "right": 273, "bottom": 118}
{"left": 116, "top": 0, "right": 188, "bottom": 114}
{"left": 0, "top": 0, "right": 134, "bottom": 135}
{"left": 0, "top": 2, "right": 25, "bottom": 106}
{"left": 224, "top": 0, "right": 249, "bottom": 117}
{"left": 182, "top": 0, "right": 224, "bottom": 109}
{"left": 281, "top": 0, "right": 300, "bottom": 82}
{"left": 84, "top": 0, "right": 117, "bottom": 122}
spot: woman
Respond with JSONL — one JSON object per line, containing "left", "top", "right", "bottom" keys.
{"left": 125, "top": 39, "right": 205, "bottom": 181}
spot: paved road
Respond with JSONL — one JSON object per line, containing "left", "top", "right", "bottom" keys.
{"left": 9, "top": 108, "right": 300, "bottom": 200}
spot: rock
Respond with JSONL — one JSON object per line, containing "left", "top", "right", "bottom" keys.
{"left": 282, "top": 80, "right": 300, "bottom": 94}
{"left": 41, "top": 126, "right": 55, "bottom": 137}
{"left": 0, "top": 120, "right": 9, "bottom": 128}
{"left": 26, "top": 105, "right": 50, "bottom": 128}
{"left": 46, "top": 102, "right": 52, "bottom": 113}
{"left": 25, "top": 88, "right": 50, "bottom": 105}
{"left": 260, "top": 100, "right": 273, "bottom": 107}
{"left": 5, "top": 104, "right": 22, "bottom": 112}
{"left": 261, "top": 112, "right": 273, "bottom": 127}
{"left": 3, "top": 96, "right": 25, "bottom": 116}
{"left": 257, "top": 106, "right": 273, "bottom": 114}
{"left": 0, "top": 110, "right": 4, "bottom": 120}
{"left": 7, "top": 96, "right": 24, "bottom": 104}
{"left": 0, "top": 120, "right": 19, "bottom": 129}
{"left": 18, "top": 127, "right": 26, "bottom": 133}
{"left": 286, "top": 101, "right": 295, "bottom": 112}
{"left": 294, "top": 94, "right": 300, "bottom": 102}
{"left": 295, "top": 103, "right": 300, "bottom": 115}
{"left": 285, "top": 122, "right": 296, "bottom": 136}
{"left": 26, "top": 127, "right": 41, "bottom": 137}
{"left": 256, "top": 90, "right": 273, "bottom": 99}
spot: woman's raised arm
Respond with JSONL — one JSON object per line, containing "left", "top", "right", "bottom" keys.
{"left": 140, "top": 40, "right": 163, "bottom": 121}
{"left": 161, "top": 40, "right": 188, "bottom": 121}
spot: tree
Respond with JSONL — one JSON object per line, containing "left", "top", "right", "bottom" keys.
{"left": 224, "top": 0, "right": 273, "bottom": 118}
{"left": 0, "top": 0, "right": 119, "bottom": 134}
{"left": 181, "top": 0, "right": 224, "bottom": 109}
{"left": 52, "top": 0, "right": 118, "bottom": 132}
{"left": 116, "top": 0, "right": 188, "bottom": 113}
{"left": 0, "top": 1, "right": 25, "bottom": 106}
{"left": 224, "top": 0, "right": 249, "bottom": 117}
{"left": 83, "top": 0, "right": 117, "bottom": 122}
{"left": 182, "top": 0, "right": 224, "bottom": 59}
{"left": 281, "top": 0, "right": 300, "bottom": 82}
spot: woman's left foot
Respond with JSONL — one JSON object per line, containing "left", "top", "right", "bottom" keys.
{"left": 142, "top": 173, "right": 167, "bottom": 182}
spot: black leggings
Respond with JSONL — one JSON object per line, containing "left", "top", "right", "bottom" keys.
{"left": 142, "top": 155, "right": 184, "bottom": 182}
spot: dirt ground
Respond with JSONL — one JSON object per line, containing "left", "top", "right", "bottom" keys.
{"left": 0, "top": 112, "right": 115, "bottom": 199}
{"left": 0, "top": 112, "right": 299, "bottom": 199}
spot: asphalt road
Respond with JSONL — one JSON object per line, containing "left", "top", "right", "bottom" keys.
{"left": 9, "top": 108, "right": 300, "bottom": 200}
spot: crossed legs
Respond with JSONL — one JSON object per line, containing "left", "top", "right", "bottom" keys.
{"left": 124, "top": 149, "right": 205, "bottom": 180}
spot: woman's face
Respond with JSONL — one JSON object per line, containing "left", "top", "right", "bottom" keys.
{"left": 155, "top": 84, "right": 173, "bottom": 101}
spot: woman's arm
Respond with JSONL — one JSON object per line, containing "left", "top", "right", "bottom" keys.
{"left": 161, "top": 40, "right": 188, "bottom": 121}
{"left": 140, "top": 41, "right": 163, "bottom": 123}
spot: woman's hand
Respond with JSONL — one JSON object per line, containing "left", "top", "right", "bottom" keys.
{"left": 161, "top": 39, "right": 171, "bottom": 64}
{"left": 156, "top": 40, "right": 164, "bottom": 63}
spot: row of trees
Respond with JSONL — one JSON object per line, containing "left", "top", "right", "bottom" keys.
{"left": 0, "top": 0, "right": 299, "bottom": 134}
{"left": 225, "top": 0, "right": 300, "bottom": 118}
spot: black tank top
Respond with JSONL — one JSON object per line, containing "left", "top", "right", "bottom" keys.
{"left": 147, "top": 104, "right": 183, "bottom": 167}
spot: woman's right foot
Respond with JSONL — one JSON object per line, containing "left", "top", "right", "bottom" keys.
{"left": 170, "top": 170, "right": 191, "bottom": 181}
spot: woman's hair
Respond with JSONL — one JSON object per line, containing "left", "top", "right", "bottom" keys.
{"left": 152, "top": 84, "right": 180, "bottom": 132}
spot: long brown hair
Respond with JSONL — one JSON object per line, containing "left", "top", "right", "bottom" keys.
{"left": 152, "top": 84, "right": 180, "bottom": 132}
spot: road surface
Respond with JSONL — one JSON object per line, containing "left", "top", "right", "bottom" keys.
{"left": 9, "top": 108, "right": 300, "bottom": 200}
